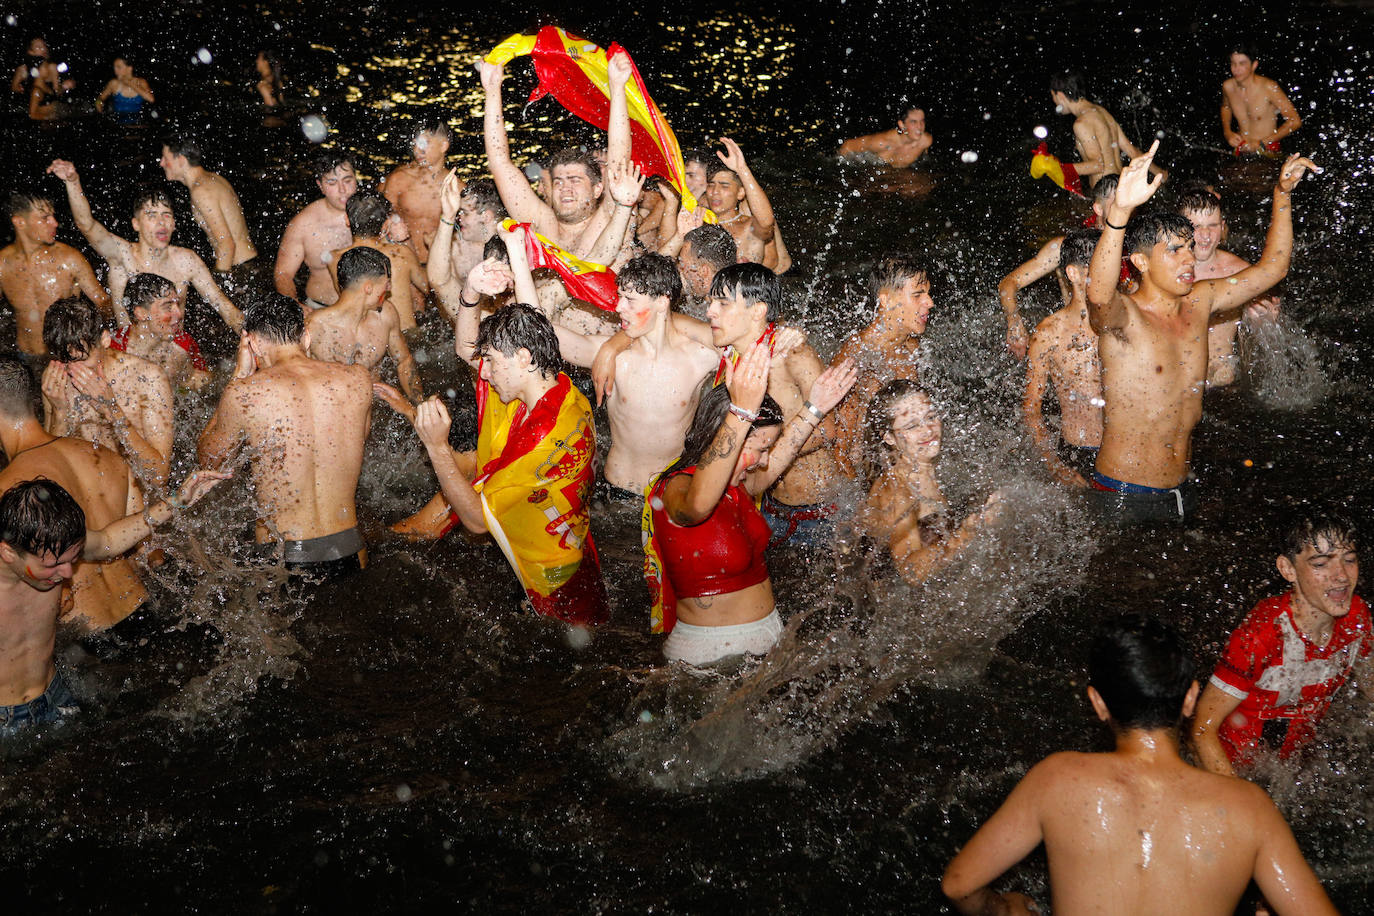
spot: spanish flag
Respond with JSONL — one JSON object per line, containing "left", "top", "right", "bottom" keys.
{"left": 486, "top": 26, "right": 713, "bottom": 221}
{"left": 1030, "top": 141, "right": 1084, "bottom": 198}
{"left": 503, "top": 218, "right": 619, "bottom": 312}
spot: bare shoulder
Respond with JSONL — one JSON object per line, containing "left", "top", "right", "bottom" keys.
{"left": 1213, "top": 249, "right": 1252, "bottom": 274}
{"left": 109, "top": 348, "right": 168, "bottom": 387}
{"left": 170, "top": 245, "right": 209, "bottom": 273}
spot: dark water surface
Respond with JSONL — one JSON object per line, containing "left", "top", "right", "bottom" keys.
{"left": 3, "top": 1, "right": 1373, "bottom": 912}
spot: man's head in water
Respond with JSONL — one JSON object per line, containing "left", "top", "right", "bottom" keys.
{"left": 1277, "top": 511, "right": 1359, "bottom": 624}
{"left": 126, "top": 272, "right": 185, "bottom": 338}
{"left": 336, "top": 245, "right": 391, "bottom": 306}
{"left": 43, "top": 296, "right": 107, "bottom": 367}
{"left": 313, "top": 153, "right": 358, "bottom": 212}
{"left": 1176, "top": 186, "right": 1226, "bottom": 264}
{"left": 704, "top": 159, "right": 745, "bottom": 219}
{"left": 345, "top": 189, "right": 392, "bottom": 239}
{"left": 683, "top": 149, "right": 712, "bottom": 200}
{"left": 412, "top": 119, "right": 452, "bottom": 168}
{"left": 457, "top": 179, "right": 506, "bottom": 244}
{"left": 159, "top": 138, "right": 202, "bottom": 183}
{"left": 1049, "top": 72, "right": 1087, "bottom": 113}
{"left": 473, "top": 303, "right": 562, "bottom": 400}
{"left": 0, "top": 475, "right": 86, "bottom": 593}
{"left": 547, "top": 149, "right": 603, "bottom": 225}
{"left": 129, "top": 188, "right": 175, "bottom": 251}
{"left": 1124, "top": 212, "right": 1195, "bottom": 296}
{"left": 870, "top": 254, "right": 933, "bottom": 335}
{"left": 615, "top": 253, "right": 680, "bottom": 339}
{"left": 707, "top": 262, "right": 780, "bottom": 349}
{"left": 897, "top": 107, "right": 926, "bottom": 137}
{"left": 679, "top": 225, "right": 736, "bottom": 301}
{"left": 1228, "top": 43, "right": 1261, "bottom": 85}
{"left": 1058, "top": 230, "right": 1097, "bottom": 290}
{"left": 1087, "top": 614, "right": 1198, "bottom": 732}
{"left": 5, "top": 191, "right": 58, "bottom": 247}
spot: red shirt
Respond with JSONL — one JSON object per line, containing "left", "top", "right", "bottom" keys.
{"left": 651, "top": 472, "right": 771, "bottom": 600}
{"left": 107, "top": 325, "right": 209, "bottom": 371}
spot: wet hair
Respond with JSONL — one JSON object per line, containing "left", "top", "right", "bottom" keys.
{"left": 1280, "top": 511, "right": 1358, "bottom": 562}
{"left": 312, "top": 151, "right": 356, "bottom": 182}
{"left": 684, "top": 148, "right": 713, "bottom": 170}
{"left": 1087, "top": 614, "right": 1195, "bottom": 730}
{"left": 705, "top": 158, "right": 740, "bottom": 184}
{"left": 1175, "top": 184, "right": 1223, "bottom": 219}
{"left": 244, "top": 291, "right": 305, "bottom": 344}
{"left": 43, "top": 296, "right": 103, "bottom": 362}
{"left": 1092, "top": 174, "right": 1118, "bottom": 205}
{"left": 112, "top": 52, "right": 137, "bottom": 70}
{"left": 1229, "top": 43, "right": 1259, "bottom": 63}
{"left": 4, "top": 189, "right": 51, "bottom": 222}
{"left": 662, "top": 377, "right": 784, "bottom": 480}
{"left": 900, "top": 105, "right": 926, "bottom": 121}
{"left": 414, "top": 118, "right": 452, "bottom": 143}
{"left": 345, "top": 189, "right": 391, "bottom": 237}
{"left": 482, "top": 235, "right": 509, "bottom": 264}
{"left": 130, "top": 186, "right": 173, "bottom": 219}
{"left": 0, "top": 479, "right": 86, "bottom": 560}
{"left": 473, "top": 303, "right": 562, "bottom": 377}
{"left": 460, "top": 178, "right": 506, "bottom": 220}
{"left": 862, "top": 379, "right": 933, "bottom": 486}
{"left": 1050, "top": 71, "right": 1087, "bottom": 101}
{"left": 709, "top": 263, "right": 782, "bottom": 323}
{"left": 869, "top": 253, "right": 928, "bottom": 298}
{"left": 548, "top": 148, "right": 601, "bottom": 185}
{"left": 684, "top": 225, "right": 736, "bottom": 273}
{"left": 1123, "top": 211, "right": 1193, "bottom": 256}
{"left": 164, "top": 138, "right": 203, "bottom": 167}
{"left": 125, "top": 272, "right": 177, "bottom": 319}
{"left": 617, "top": 253, "right": 681, "bottom": 303}
{"left": 336, "top": 245, "right": 391, "bottom": 289}
{"left": 1059, "top": 229, "right": 1098, "bottom": 272}
{"left": 0, "top": 355, "right": 37, "bottom": 419}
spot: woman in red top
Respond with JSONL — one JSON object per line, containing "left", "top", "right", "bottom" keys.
{"left": 650, "top": 342, "right": 856, "bottom": 666}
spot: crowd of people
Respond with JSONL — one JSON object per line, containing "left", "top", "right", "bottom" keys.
{"left": 1, "top": 27, "right": 1366, "bottom": 913}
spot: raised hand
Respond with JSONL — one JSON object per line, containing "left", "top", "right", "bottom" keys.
{"left": 1112, "top": 139, "right": 1163, "bottom": 211}
{"left": 606, "top": 158, "right": 646, "bottom": 208}
{"left": 1276, "top": 154, "right": 1320, "bottom": 193}
{"left": 716, "top": 137, "right": 751, "bottom": 176}
{"left": 45, "top": 158, "right": 78, "bottom": 183}
{"left": 65, "top": 362, "right": 116, "bottom": 406}
{"left": 467, "top": 256, "right": 514, "bottom": 297}
{"left": 607, "top": 51, "right": 632, "bottom": 89}
{"left": 724, "top": 341, "right": 770, "bottom": 414}
{"left": 475, "top": 59, "right": 504, "bottom": 94}
{"left": 439, "top": 168, "right": 462, "bottom": 218}
{"left": 676, "top": 204, "right": 705, "bottom": 237}
{"left": 807, "top": 358, "right": 858, "bottom": 414}
{"left": 412, "top": 396, "right": 454, "bottom": 452}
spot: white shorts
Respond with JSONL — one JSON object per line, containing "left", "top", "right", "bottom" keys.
{"left": 663, "top": 609, "right": 782, "bottom": 667}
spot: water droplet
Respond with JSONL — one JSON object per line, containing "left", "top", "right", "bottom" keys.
{"left": 960, "top": 150, "right": 978, "bottom": 164}
{"left": 196, "top": 48, "right": 212, "bottom": 64}
{"left": 394, "top": 783, "right": 412, "bottom": 801}
{"left": 300, "top": 114, "right": 328, "bottom": 143}
{"left": 1032, "top": 125, "right": 1048, "bottom": 139}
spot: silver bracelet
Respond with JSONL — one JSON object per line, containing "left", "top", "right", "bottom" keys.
{"left": 802, "top": 400, "right": 825, "bottom": 422}
{"left": 728, "top": 402, "right": 759, "bottom": 423}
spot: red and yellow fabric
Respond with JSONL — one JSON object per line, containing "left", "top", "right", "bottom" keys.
{"left": 485, "top": 26, "right": 714, "bottom": 222}
{"left": 1030, "top": 141, "right": 1084, "bottom": 198}
{"left": 641, "top": 473, "right": 675, "bottom": 634}
{"left": 503, "top": 218, "right": 618, "bottom": 312}
{"left": 712, "top": 322, "right": 778, "bottom": 385}
{"left": 473, "top": 371, "right": 608, "bottom": 625}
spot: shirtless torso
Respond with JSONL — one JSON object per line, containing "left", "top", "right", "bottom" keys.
{"left": 838, "top": 108, "right": 933, "bottom": 169}
{"left": 276, "top": 198, "right": 354, "bottom": 307}
{"left": 184, "top": 168, "right": 258, "bottom": 271}
{"left": 381, "top": 160, "right": 447, "bottom": 264}
{"left": 335, "top": 236, "right": 427, "bottom": 330}
{"left": 0, "top": 231, "right": 110, "bottom": 355}
{"left": 1222, "top": 55, "right": 1302, "bottom": 154}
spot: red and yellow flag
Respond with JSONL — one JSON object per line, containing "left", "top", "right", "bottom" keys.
{"left": 486, "top": 26, "right": 714, "bottom": 222}
{"left": 1030, "top": 141, "right": 1085, "bottom": 198}
{"left": 503, "top": 218, "right": 618, "bottom": 312}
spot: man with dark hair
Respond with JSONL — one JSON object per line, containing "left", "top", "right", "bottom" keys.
{"left": 107, "top": 273, "right": 212, "bottom": 390}
{"left": 1, "top": 189, "right": 111, "bottom": 358}
{"left": 678, "top": 225, "right": 736, "bottom": 304}
{"left": 45, "top": 159, "right": 243, "bottom": 332}
{"left": 274, "top": 152, "right": 359, "bottom": 309}
{"left": 1193, "top": 512, "right": 1371, "bottom": 775}
{"left": 1049, "top": 71, "right": 1165, "bottom": 189}
{"left": 159, "top": 138, "right": 259, "bottom": 274}
{"left": 943, "top": 614, "right": 1340, "bottom": 916}
{"left": 1086, "top": 143, "right": 1316, "bottom": 522}
{"left": 429, "top": 176, "right": 509, "bottom": 317}
{"left": 340, "top": 189, "right": 427, "bottom": 330}
{"left": 829, "top": 254, "right": 934, "bottom": 477}
{"left": 703, "top": 138, "right": 778, "bottom": 269}
{"left": 1022, "top": 230, "right": 1102, "bottom": 487}
{"left": 308, "top": 246, "right": 422, "bottom": 403}
{"left": 837, "top": 105, "right": 933, "bottom": 168}
{"left": 199, "top": 291, "right": 373, "bottom": 578}
{"left": 380, "top": 119, "right": 455, "bottom": 264}
{"left": 395, "top": 302, "right": 608, "bottom": 625}
{"left": 1222, "top": 44, "right": 1301, "bottom": 156}
{"left": 41, "top": 297, "right": 174, "bottom": 488}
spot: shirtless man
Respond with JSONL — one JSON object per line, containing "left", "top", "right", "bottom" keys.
{"left": 41, "top": 297, "right": 174, "bottom": 490}
{"left": 274, "top": 153, "right": 358, "bottom": 309}
{"left": 830, "top": 254, "right": 934, "bottom": 478}
{"left": 1086, "top": 142, "right": 1315, "bottom": 522}
{"left": 675, "top": 224, "right": 737, "bottom": 320}
{"left": 838, "top": 106, "right": 933, "bottom": 168}
{"left": 338, "top": 190, "right": 427, "bottom": 331}
{"left": 479, "top": 53, "right": 631, "bottom": 262}
{"left": 1222, "top": 44, "right": 1302, "bottom": 156}
{"left": 998, "top": 175, "right": 1117, "bottom": 359}
{"left": 1023, "top": 231, "right": 1102, "bottom": 488}
{"left": 380, "top": 119, "right": 454, "bottom": 264}
{"left": 942, "top": 614, "right": 1340, "bottom": 916}
{"left": 1177, "top": 186, "right": 1280, "bottom": 387}
{"left": 199, "top": 292, "right": 373, "bottom": 577}
{"left": 703, "top": 139, "right": 778, "bottom": 270}
{"left": 1, "top": 190, "right": 111, "bottom": 357}
{"left": 428, "top": 176, "right": 506, "bottom": 324}
{"left": 45, "top": 160, "right": 244, "bottom": 332}
{"left": 106, "top": 273, "right": 213, "bottom": 392}
{"left": 1050, "top": 72, "right": 1165, "bottom": 189}
{"left": 159, "top": 138, "right": 259, "bottom": 273}
{"left": 308, "top": 246, "right": 422, "bottom": 403}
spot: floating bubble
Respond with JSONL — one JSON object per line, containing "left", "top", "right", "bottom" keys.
{"left": 300, "top": 113, "right": 328, "bottom": 143}
{"left": 565, "top": 626, "right": 591, "bottom": 650}
{"left": 1033, "top": 125, "right": 1048, "bottom": 139}
{"left": 272, "top": 21, "right": 282, "bottom": 31}
{"left": 56, "top": 62, "right": 68, "bottom": 73}
{"left": 960, "top": 150, "right": 978, "bottom": 164}
{"left": 1156, "top": 129, "right": 1165, "bottom": 139}
{"left": 982, "top": 112, "right": 991, "bottom": 121}
{"left": 197, "top": 48, "right": 212, "bottom": 64}
{"left": 4, "top": 14, "right": 17, "bottom": 26}
{"left": 394, "top": 783, "right": 412, "bottom": 801}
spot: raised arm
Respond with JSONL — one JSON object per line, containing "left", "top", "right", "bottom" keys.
{"left": 453, "top": 258, "right": 513, "bottom": 368}
{"left": 604, "top": 52, "right": 632, "bottom": 180}
{"left": 45, "top": 160, "right": 125, "bottom": 262}
{"left": 998, "top": 236, "right": 1063, "bottom": 360}
{"left": 584, "top": 158, "right": 643, "bottom": 266}
{"left": 478, "top": 59, "right": 548, "bottom": 223}
{"left": 746, "top": 359, "right": 857, "bottom": 495}
{"left": 718, "top": 138, "right": 775, "bottom": 240}
{"left": 427, "top": 172, "right": 463, "bottom": 299}
{"left": 186, "top": 253, "right": 245, "bottom": 330}
{"left": 1088, "top": 141, "right": 1162, "bottom": 332}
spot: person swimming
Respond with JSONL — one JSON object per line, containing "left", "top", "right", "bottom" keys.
{"left": 96, "top": 53, "right": 154, "bottom": 125}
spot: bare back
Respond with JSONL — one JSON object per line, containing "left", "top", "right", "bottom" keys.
{"left": 1074, "top": 103, "right": 1129, "bottom": 182}
{"left": 189, "top": 170, "right": 258, "bottom": 270}
{"left": 1033, "top": 307, "right": 1103, "bottom": 447}
{"left": 306, "top": 304, "right": 396, "bottom": 373}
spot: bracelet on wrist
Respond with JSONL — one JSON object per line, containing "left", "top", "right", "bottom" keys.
{"left": 727, "top": 402, "right": 759, "bottom": 423}
{"left": 458, "top": 290, "right": 481, "bottom": 308}
{"left": 439, "top": 215, "right": 455, "bottom": 227}
{"left": 801, "top": 400, "right": 825, "bottom": 423}
{"left": 1104, "top": 216, "right": 1128, "bottom": 231}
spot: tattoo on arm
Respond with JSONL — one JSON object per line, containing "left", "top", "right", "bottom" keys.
{"left": 701, "top": 425, "right": 738, "bottom": 466}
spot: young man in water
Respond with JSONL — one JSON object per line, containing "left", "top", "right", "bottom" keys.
{"left": 942, "top": 614, "right": 1340, "bottom": 916}
{"left": 1022, "top": 231, "right": 1102, "bottom": 488}
{"left": 671, "top": 224, "right": 737, "bottom": 321}
{"left": 837, "top": 106, "right": 933, "bottom": 168}
{"left": 1085, "top": 142, "right": 1316, "bottom": 522}
{"left": 158, "top": 138, "right": 259, "bottom": 275}
{"left": 308, "top": 246, "right": 422, "bottom": 404}
{"left": 46, "top": 160, "right": 244, "bottom": 332}
{"left": 998, "top": 175, "right": 1117, "bottom": 359}
{"left": 274, "top": 152, "right": 359, "bottom": 309}
{"left": 1222, "top": 44, "right": 1302, "bottom": 156}
{"left": 1049, "top": 72, "right": 1166, "bottom": 189}
{"left": 199, "top": 292, "right": 373, "bottom": 578}
{"left": 0, "top": 190, "right": 112, "bottom": 361}
{"left": 428, "top": 176, "right": 506, "bottom": 322}
{"left": 829, "top": 254, "right": 934, "bottom": 478}
{"left": 339, "top": 190, "right": 428, "bottom": 331}
{"left": 1192, "top": 512, "right": 1371, "bottom": 776}
{"left": 1175, "top": 186, "right": 1280, "bottom": 387}
{"left": 380, "top": 119, "right": 455, "bottom": 265}
{"left": 107, "top": 273, "right": 213, "bottom": 391}
{"left": 702, "top": 139, "right": 779, "bottom": 271}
